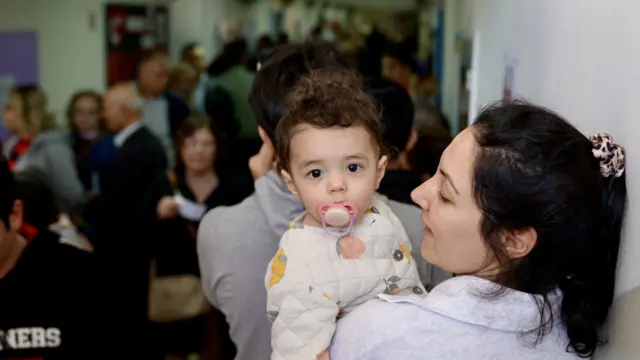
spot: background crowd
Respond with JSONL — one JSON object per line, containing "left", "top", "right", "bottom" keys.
{"left": 0, "top": 29, "right": 451, "bottom": 359}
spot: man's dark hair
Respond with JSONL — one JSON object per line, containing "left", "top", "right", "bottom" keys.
{"left": 276, "top": 69, "right": 383, "bottom": 172}
{"left": 250, "top": 42, "right": 352, "bottom": 143}
{"left": 365, "top": 77, "right": 414, "bottom": 159}
{"left": 14, "top": 169, "right": 59, "bottom": 230}
{"left": 0, "top": 156, "right": 16, "bottom": 226}
{"left": 224, "top": 39, "right": 248, "bottom": 66}
{"left": 383, "top": 43, "right": 417, "bottom": 73}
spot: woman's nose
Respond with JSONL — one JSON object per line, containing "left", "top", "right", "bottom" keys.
{"left": 411, "top": 180, "right": 431, "bottom": 211}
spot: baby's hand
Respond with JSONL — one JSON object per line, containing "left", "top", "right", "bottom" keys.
{"left": 317, "top": 349, "right": 330, "bottom": 360}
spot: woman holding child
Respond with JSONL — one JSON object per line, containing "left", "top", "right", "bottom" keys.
{"left": 330, "top": 102, "right": 626, "bottom": 359}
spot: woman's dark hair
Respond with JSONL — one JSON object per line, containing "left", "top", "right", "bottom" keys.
{"left": 66, "top": 90, "right": 106, "bottom": 132}
{"left": 14, "top": 169, "right": 59, "bottom": 230}
{"left": 174, "top": 114, "right": 227, "bottom": 174}
{"left": 472, "top": 101, "right": 626, "bottom": 357}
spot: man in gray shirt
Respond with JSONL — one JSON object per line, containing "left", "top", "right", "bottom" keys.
{"left": 197, "top": 43, "right": 450, "bottom": 360}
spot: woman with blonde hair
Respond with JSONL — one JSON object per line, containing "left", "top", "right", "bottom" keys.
{"left": 2, "top": 85, "right": 85, "bottom": 214}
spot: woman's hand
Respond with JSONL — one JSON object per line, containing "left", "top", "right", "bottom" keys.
{"left": 157, "top": 196, "right": 179, "bottom": 220}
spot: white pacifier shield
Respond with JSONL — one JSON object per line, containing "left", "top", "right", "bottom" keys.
{"left": 324, "top": 207, "right": 351, "bottom": 227}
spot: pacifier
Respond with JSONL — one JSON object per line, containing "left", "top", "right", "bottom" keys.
{"left": 316, "top": 202, "right": 358, "bottom": 237}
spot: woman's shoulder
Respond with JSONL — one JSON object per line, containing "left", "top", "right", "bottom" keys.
{"left": 331, "top": 298, "right": 437, "bottom": 359}
{"left": 331, "top": 277, "right": 581, "bottom": 360}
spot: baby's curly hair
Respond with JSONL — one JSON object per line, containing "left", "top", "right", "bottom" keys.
{"left": 275, "top": 69, "right": 384, "bottom": 172}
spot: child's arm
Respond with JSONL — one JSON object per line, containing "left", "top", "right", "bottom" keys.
{"left": 265, "top": 231, "right": 340, "bottom": 360}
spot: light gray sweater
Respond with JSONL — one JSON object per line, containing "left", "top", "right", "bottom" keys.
{"left": 3, "top": 130, "right": 85, "bottom": 214}
{"left": 331, "top": 276, "right": 582, "bottom": 360}
{"left": 197, "top": 171, "right": 450, "bottom": 360}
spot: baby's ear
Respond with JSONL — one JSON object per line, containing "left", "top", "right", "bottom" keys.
{"left": 280, "top": 169, "right": 299, "bottom": 198}
{"left": 375, "top": 155, "right": 388, "bottom": 190}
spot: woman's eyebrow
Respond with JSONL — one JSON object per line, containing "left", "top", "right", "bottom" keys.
{"left": 439, "top": 169, "right": 460, "bottom": 195}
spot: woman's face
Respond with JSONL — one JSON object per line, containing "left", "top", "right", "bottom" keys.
{"left": 411, "top": 127, "right": 499, "bottom": 278}
{"left": 3, "top": 93, "right": 24, "bottom": 133}
{"left": 181, "top": 128, "right": 216, "bottom": 173}
{"left": 72, "top": 95, "right": 101, "bottom": 132}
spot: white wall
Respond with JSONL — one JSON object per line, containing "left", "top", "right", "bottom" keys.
{"left": 466, "top": 0, "right": 640, "bottom": 297}
{"left": 0, "top": 0, "right": 245, "bottom": 121}
{"left": 170, "top": 0, "right": 207, "bottom": 62}
{"left": 0, "top": 0, "right": 145, "bottom": 121}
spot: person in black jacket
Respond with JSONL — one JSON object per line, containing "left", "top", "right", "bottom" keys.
{"left": 91, "top": 83, "right": 170, "bottom": 359}
{"left": 0, "top": 155, "right": 104, "bottom": 359}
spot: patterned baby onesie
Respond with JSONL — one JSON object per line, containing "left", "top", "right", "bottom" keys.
{"left": 265, "top": 198, "right": 425, "bottom": 360}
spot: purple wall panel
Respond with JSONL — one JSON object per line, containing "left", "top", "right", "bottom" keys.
{"left": 0, "top": 31, "right": 39, "bottom": 85}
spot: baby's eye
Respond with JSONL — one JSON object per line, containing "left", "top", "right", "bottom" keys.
{"left": 307, "top": 169, "right": 323, "bottom": 179}
{"left": 347, "top": 164, "right": 362, "bottom": 173}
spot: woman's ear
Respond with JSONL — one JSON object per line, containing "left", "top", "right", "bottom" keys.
{"left": 502, "top": 227, "right": 537, "bottom": 260}
{"left": 375, "top": 155, "right": 388, "bottom": 190}
{"left": 280, "top": 169, "right": 299, "bottom": 199}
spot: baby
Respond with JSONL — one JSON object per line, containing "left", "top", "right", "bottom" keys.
{"left": 265, "top": 70, "right": 425, "bottom": 360}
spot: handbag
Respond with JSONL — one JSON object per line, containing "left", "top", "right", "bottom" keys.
{"left": 148, "top": 259, "right": 210, "bottom": 323}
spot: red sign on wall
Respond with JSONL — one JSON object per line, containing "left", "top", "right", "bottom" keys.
{"left": 105, "top": 4, "right": 169, "bottom": 86}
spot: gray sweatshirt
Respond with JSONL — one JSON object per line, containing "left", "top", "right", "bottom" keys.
{"left": 197, "top": 171, "right": 450, "bottom": 360}
{"left": 3, "top": 130, "right": 85, "bottom": 214}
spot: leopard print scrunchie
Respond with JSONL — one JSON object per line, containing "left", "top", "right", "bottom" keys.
{"left": 589, "top": 133, "right": 625, "bottom": 178}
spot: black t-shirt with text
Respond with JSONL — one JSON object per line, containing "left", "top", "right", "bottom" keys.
{"left": 0, "top": 230, "right": 101, "bottom": 360}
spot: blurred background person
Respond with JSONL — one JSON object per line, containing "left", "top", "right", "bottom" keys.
{"left": 65, "top": 90, "right": 109, "bottom": 198}
{"left": 14, "top": 169, "right": 93, "bottom": 252}
{"left": 247, "top": 34, "right": 274, "bottom": 73}
{"left": 382, "top": 43, "right": 417, "bottom": 94}
{"left": 91, "top": 83, "right": 171, "bottom": 359}
{"left": 180, "top": 43, "right": 208, "bottom": 112}
{"left": 2, "top": 85, "right": 85, "bottom": 215}
{"left": 382, "top": 43, "right": 447, "bottom": 134}
{"left": 366, "top": 77, "right": 422, "bottom": 205}
{"left": 167, "top": 62, "right": 199, "bottom": 108}
{"left": 0, "top": 156, "right": 103, "bottom": 358}
{"left": 407, "top": 127, "right": 452, "bottom": 182}
{"left": 205, "top": 39, "right": 257, "bottom": 179}
{"left": 154, "top": 114, "right": 250, "bottom": 359}
{"left": 137, "top": 53, "right": 191, "bottom": 170}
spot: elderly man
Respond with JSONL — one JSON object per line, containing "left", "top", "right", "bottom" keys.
{"left": 137, "top": 53, "right": 190, "bottom": 169}
{"left": 91, "top": 83, "right": 169, "bottom": 358}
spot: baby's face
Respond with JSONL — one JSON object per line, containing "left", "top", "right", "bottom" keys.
{"left": 282, "top": 124, "right": 387, "bottom": 227}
